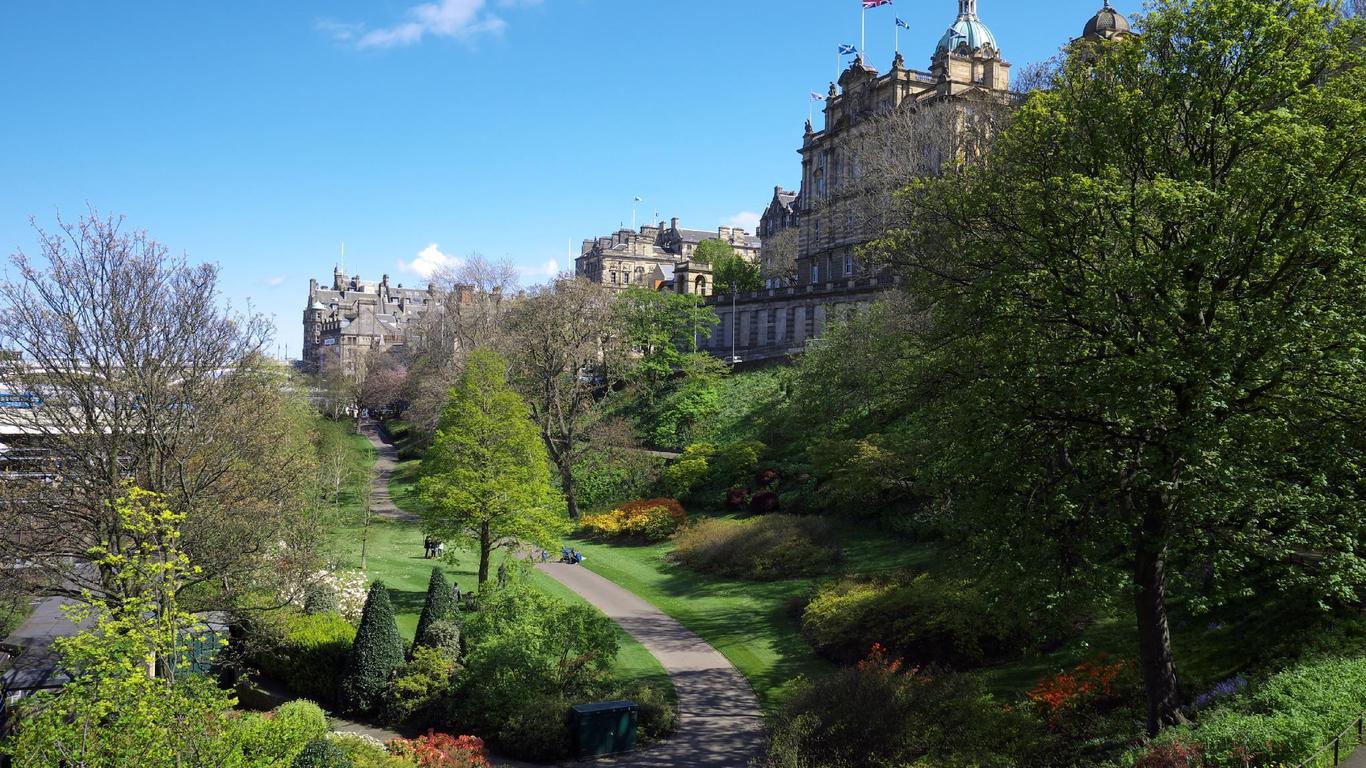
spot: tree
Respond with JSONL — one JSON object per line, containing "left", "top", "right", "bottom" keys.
{"left": 413, "top": 567, "right": 456, "bottom": 651}
{"left": 0, "top": 212, "right": 324, "bottom": 611}
{"left": 339, "top": 581, "right": 405, "bottom": 713}
{"left": 4, "top": 488, "right": 245, "bottom": 766}
{"left": 419, "top": 349, "right": 567, "bottom": 584}
{"left": 504, "top": 278, "right": 618, "bottom": 520}
{"left": 873, "top": 0, "right": 1366, "bottom": 734}
{"left": 711, "top": 253, "right": 763, "bottom": 295}
{"left": 690, "top": 238, "right": 734, "bottom": 266}
{"left": 759, "top": 228, "right": 799, "bottom": 287}
{"left": 612, "top": 286, "right": 719, "bottom": 397}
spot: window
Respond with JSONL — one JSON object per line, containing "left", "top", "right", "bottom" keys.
{"left": 844, "top": 254, "right": 853, "bottom": 275}
{"left": 611, "top": 271, "right": 618, "bottom": 284}
{"left": 811, "top": 264, "right": 819, "bottom": 283}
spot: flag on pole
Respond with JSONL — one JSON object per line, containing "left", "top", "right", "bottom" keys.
{"left": 862, "top": 0, "right": 892, "bottom": 8}
{"left": 838, "top": 44, "right": 859, "bottom": 55}
{"left": 810, "top": 91, "right": 827, "bottom": 101}
{"left": 896, "top": 16, "right": 911, "bottom": 29}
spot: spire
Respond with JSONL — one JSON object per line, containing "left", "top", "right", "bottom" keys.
{"left": 958, "top": 0, "right": 978, "bottom": 19}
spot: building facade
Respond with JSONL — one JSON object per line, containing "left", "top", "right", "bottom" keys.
{"left": 575, "top": 217, "right": 760, "bottom": 297}
{"left": 302, "top": 267, "right": 438, "bottom": 376}
{"left": 702, "top": 0, "right": 1131, "bottom": 361}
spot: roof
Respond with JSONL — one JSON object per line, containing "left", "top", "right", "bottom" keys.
{"left": 936, "top": 3, "right": 999, "bottom": 56}
{"left": 1083, "top": 1, "right": 1132, "bottom": 39}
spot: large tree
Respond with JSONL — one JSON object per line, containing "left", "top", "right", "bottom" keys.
{"left": 418, "top": 349, "right": 566, "bottom": 584}
{"left": 875, "top": 0, "right": 1365, "bottom": 734}
{"left": 504, "top": 278, "right": 618, "bottom": 520}
{"left": 0, "top": 212, "right": 323, "bottom": 609}
{"left": 613, "top": 286, "right": 719, "bottom": 396}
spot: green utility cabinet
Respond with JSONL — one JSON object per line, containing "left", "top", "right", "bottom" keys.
{"left": 569, "top": 700, "right": 639, "bottom": 758}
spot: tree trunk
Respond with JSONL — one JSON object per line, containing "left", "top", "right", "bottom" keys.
{"left": 478, "top": 522, "right": 491, "bottom": 585}
{"left": 1133, "top": 504, "right": 1185, "bottom": 735}
{"left": 561, "top": 460, "right": 579, "bottom": 521}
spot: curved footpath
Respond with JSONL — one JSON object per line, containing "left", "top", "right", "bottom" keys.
{"left": 535, "top": 562, "right": 766, "bottom": 768}
{"left": 357, "top": 420, "right": 765, "bottom": 766}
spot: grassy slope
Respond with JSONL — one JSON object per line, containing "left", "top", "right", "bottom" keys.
{"left": 565, "top": 513, "right": 940, "bottom": 712}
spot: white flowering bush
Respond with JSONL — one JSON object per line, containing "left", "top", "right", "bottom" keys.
{"left": 279, "top": 568, "right": 368, "bottom": 623}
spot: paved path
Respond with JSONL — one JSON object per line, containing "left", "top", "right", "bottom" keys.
{"left": 359, "top": 418, "right": 418, "bottom": 523}
{"left": 536, "top": 562, "right": 765, "bottom": 768}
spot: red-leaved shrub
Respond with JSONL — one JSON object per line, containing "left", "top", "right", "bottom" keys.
{"left": 388, "top": 731, "right": 490, "bottom": 768}
{"left": 724, "top": 487, "right": 749, "bottom": 510}
{"left": 1133, "top": 739, "right": 1203, "bottom": 768}
{"left": 1026, "top": 656, "right": 1125, "bottom": 722}
{"left": 749, "top": 490, "right": 780, "bottom": 514}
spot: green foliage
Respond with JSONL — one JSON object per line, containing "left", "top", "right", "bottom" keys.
{"left": 671, "top": 515, "right": 843, "bottom": 580}
{"left": 495, "top": 697, "right": 572, "bottom": 763}
{"left": 3, "top": 488, "right": 248, "bottom": 768}
{"left": 802, "top": 572, "right": 1030, "bottom": 669}
{"left": 618, "top": 681, "right": 676, "bottom": 741}
{"left": 382, "top": 646, "right": 461, "bottom": 728}
{"left": 292, "top": 738, "right": 355, "bottom": 768}
{"left": 303, "top": 582, "right": 339, "bottom": 615}
{"left": 1141, "top": 656, "right": 1366, "bottom": 767}
{"left": 571, "top": 449, "right": 663, "bottom": 512}
{"left": 453, "top": 572, "right": 619, "bottom": 759}
{"left": 249, "top": 611, "right": 356, "bottom": 705}
{"left": 419, "top": 349, "right": 567, "bottom": 584}
{"left": 649, "top": 379, "right": 721, "bottom": 450}
{"left": 807, "top": 433, "right": 923, "bottom": 521}
{"left": 691, "top": 238, "right": 734, "bottom": 266}
{"left": 419, "top": 619, "right": 463, "bottom": 661}
{"left": 614, "top": 287, "right": 719, "bottom": 394}
{"left": 327, "top": 734, "right": 413, "bottom": 768}
{"left": 711, "top": 439, "right": 766, "bottom": 490}
{"left": 868, "top": 0, "right": 1366, "bottom": 730}
{"left": 712, "top": 252, "right": 763, "bottom": 294}
{"left": 339, "top": 581, "right": 406, "bottom": 714}
{"left": 413, "top": 567, "right": 456, "bottom": 654}
{"left": 660, "top": 443, "right": 714, "bottom": 498}
{"left": 762, "top": 649, "right": 1042, "bottom": 768}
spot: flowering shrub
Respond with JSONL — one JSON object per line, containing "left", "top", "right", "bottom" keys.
{"left": 1191, "top": 675, "right": 1248, "bottom": 709}
{"left": 1026, "top": 656, "right": 1126, "bottom": 720}
{"left": 387, "top": 732, "right": 489, "bottom": 768}
{"left": 580, "top": 498, "right": 686, "bottom": 542}
{"left": 723, "top": 486, "right": 749, "bottom": 510}
{"left": 278, "top": 569, "right": 368, "bottom": 623}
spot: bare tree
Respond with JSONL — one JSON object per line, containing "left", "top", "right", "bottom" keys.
{"left": 0, "top": 212, "right": 322, "bottom": 607}
{"left": 759, "top": 228, "right": 798, "bottom": 287}
{"left": 503, "top": 277, "right": 618, "bottom": 520}
{"left": 403, "top": 254, "right": 520, "bottom": 437}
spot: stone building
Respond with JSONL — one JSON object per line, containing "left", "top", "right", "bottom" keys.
{"left": 302, "top": 267, "right": 438, "bottom": 376}
{"left": 702, "top": 0, "right": 1132, "bottom": 361}
{"left": 575, "top": 217, "right": 760, "bottom": 297}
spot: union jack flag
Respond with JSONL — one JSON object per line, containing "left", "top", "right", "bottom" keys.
{"left": 862, "top": 0, "right": 892, "bottom": 8}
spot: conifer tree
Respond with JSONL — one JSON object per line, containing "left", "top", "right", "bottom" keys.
{"left": 413, "top": 567, "right": 455, "bottom": 651}
{"left": 338, "top": 581, "right": 404, "bottom": 713}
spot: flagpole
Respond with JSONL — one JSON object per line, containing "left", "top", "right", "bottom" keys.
{"left": 895, "top": 17, "right": 899, "bottom": 55}
{"left": 861, "top": 5, "right": 866, "bottom": 56}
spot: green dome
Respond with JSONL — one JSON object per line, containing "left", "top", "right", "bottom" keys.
{"left": 936, "top": 0, "right": 999, "bottom": 56}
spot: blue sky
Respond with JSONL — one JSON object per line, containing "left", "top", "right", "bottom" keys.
{"left": 0, "top": 0, "right": 1119, "bottom": 356}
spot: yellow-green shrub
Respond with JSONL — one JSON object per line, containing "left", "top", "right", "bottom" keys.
{"left": 580, "top": 498, "right": 686, "bottom": 542}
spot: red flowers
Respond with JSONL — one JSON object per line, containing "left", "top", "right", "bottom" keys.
{"left": 387, "top": 731, "right": 490, "bottom": 768}
{"left": 857, "top": 643, "right": 906, "bottom": 675}
{"left": 1026, "top": 656, "right": 1125, "bottom": 719}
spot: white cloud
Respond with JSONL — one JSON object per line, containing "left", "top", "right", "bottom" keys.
{"left": 323, "top": 0, "right": 512, "bottom": 50}
{"left": 265, "top": 275, "right": 287, "bottom": 287}
{"left": 517, "top": 258, "right": 562, "bottom": 283}
{"left": 399, "top": 243, "right": 460, "bottom": 278}
{"left": 725, "top": 211, "right": 762, "bottom": 232}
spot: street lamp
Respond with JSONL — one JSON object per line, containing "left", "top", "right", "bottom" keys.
{"left": 730, "top": 284, "right": 738, "bottom": 363}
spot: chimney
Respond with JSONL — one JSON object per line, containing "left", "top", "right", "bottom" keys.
{"left": 671, "top": 217, "right": 679, "bottom": 230}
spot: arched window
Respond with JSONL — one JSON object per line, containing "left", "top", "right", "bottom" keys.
{"left": 634, "top": 266, "right": 645, "bottom": 283}
{"left": 695, "top": 275, "right": 707, "bottom": 295}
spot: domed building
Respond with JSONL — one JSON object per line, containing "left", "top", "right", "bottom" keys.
{"left": 1080, "top": 1, "right": 1135, "bottom": 42}
{"left": 930, "top": 0, "right": 1011, "bottom": 94}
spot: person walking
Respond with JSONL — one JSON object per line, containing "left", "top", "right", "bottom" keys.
{"left": 451, "top": 582, "right": 462, "bottom": 605}
{"left": 497, "top": 562, "right": 508, "bottom": 588}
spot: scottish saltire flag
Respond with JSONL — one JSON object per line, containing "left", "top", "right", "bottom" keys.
{"left": 838, "top": 44, "right": 859, "bottom": 55}
{"left": 811, "top": 91, "right": 827, "bottom": 101}
{"left": 862, "top": 0, "right": 892, "bottom": 8}
{"left": 896, "top": 17, "right": 911, "bottom": 29}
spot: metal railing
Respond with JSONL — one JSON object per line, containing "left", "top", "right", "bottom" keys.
{"left": 1295, "top": 714, "right": 1366, "bottom": 768}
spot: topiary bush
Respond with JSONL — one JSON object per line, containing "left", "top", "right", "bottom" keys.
{"left": 671, "top": 515, "right": 843, "bottom": 580}
{"left": 801, "top": 572, "right": 1030, "bottom": 668}
{"left": 413, "top": 567, "right": 455, "bottom": 655}
{"left": 250, "top": 611, "right": 356, "bottom": 705}
{"left": 339, "top": 581, "right": 406, "bottom": 714}
{"left": 292, "top": 738, "right": 356, "bottom": 768}
{"left": 239, "top": 700, "right": 331, "bottom": 765}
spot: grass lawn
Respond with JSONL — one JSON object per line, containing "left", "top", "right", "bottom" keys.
{"left": 564, "top": 513, "right": 940, "bottom": 711}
